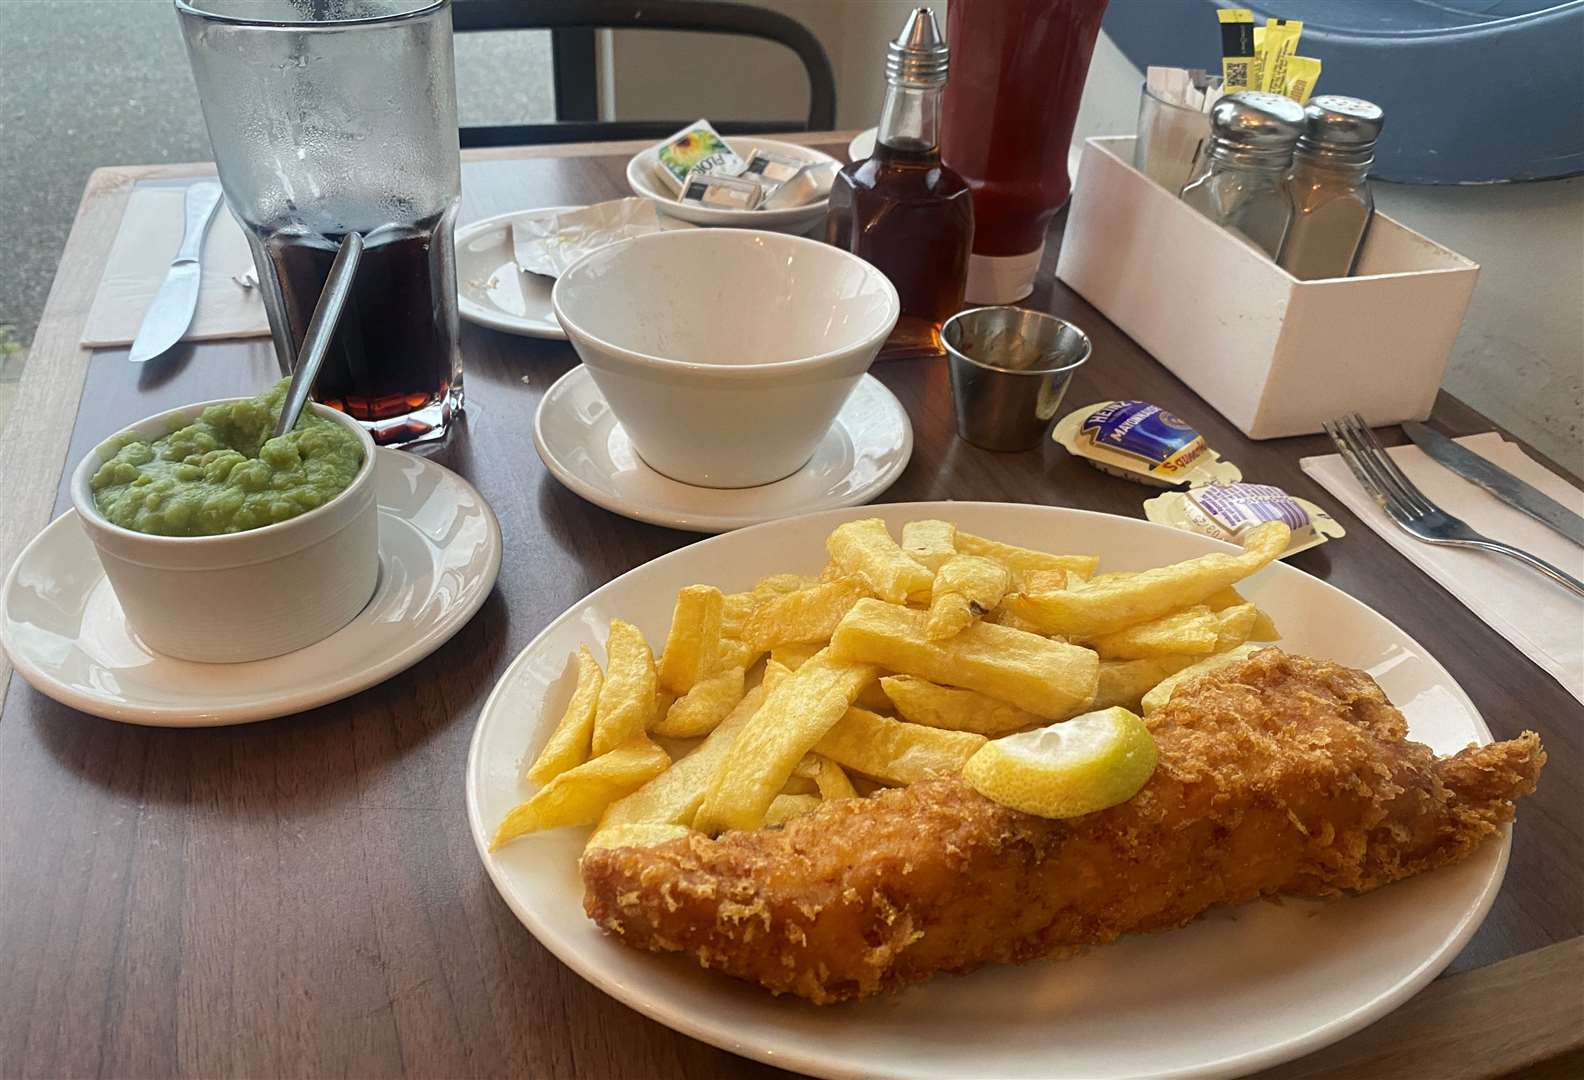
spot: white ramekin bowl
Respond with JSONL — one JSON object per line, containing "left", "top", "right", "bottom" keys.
{"left": 551, "top": 229, "right": 900, "bottom": 489}
{"left": 71, "top": 399, "right": 380, "bottom": 664}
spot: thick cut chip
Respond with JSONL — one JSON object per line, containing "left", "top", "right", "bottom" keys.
{"left": 1206, "top": 586, "right": 1280, "bottom": 641}
{"left": 984, "top": 606, "right": 1049, "bottom": 635}
{"left": 925, "top": 555, "right": 1010, "bottom": 640}
{"left": 901, "top": 519, "right": 958, "bottom": 572}
{"left": 1087, "top": 605, "right": 1219, "bottom": 660}
{"left": 880, "top": 674, "right": 1036, "bottom": 736}
{"left": 954, "top": 532, "right": 1100, "bottom": 580}
{"left": 810, "top": 755, "right": 857, "bottom": 800}
{"left": 754, "top": 573, "right": 813, "bottom": 595}
{"left": 1085, "top": 570, "right": 1135, "bottom": 587}
{"left": 1212, "top": 603, "right": 1259, "bottom": 651}
{"left": 652, "top": 665, "right": 746, "bottom": 738}
{"left": 853, "top": 677, "right": 894, "bottom": 713}
{"left": 693, "top": 650, "right": 877, "bottom": 834}
{"left": 826, "top": 519, "right": 934, "bottom": 603}
{"left": 779, "top": 772, "right": 820, "bottom": 796}
{"left": 1090, "top": 655, "right": 1200, "bottom": 711}
{"left": 654, "top": 688, "right": 679, "bottom": 721}
{"left": 1203, "top": 586, "right": 1244, "bottom": 611}
{"left": 1001, "top": 522, "right": 1290, "bottom": 638}
{"left": 714, "top": 636, "right": 762, "bottom": 673}
{"left": 656, "top": 585, "right": 724, "bottom": 694}
{"left": 1251, "top": 609, "right": 1281, "bottom": 641}
{"left": 742, "top": 579, "right": 868, "bottom": 651}
{"left": 764, "top": 793, "right": 822, "bottom": 827}
{"left": 597, "top": 686, "right": 766, "bottom": 834}
{"left": 491, "top": 736, "right": 670, "bottom": 849}
{"left": 830, "top": 598, "right": 1098, "bottom": 719}
{"left": 769, "top": 641, "right": 823, "bottom": 670}
{"left": 582, "top": 822, "right": 692, "bottom": 854}
{"left": 525, "top": 646, "right": 603, "bottom": 784}
{"left": 1019, "top": 568, "right": 1069, "bottom": 594}
{"left": 761, "top": 658, "right": 795, "bottom": 693}
{"left": 1141, "top": 643, "right": 1265, "bottom": 715}
{"left": 815, "top": 707, "right": 987, "bottom": 785}
{"left": 721, "top": 592, "right": 757, "bottom": 639}
{"left": 591, "top": 619, "right": 660, "bottom": 755}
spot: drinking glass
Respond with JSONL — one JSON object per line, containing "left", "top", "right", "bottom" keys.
{"left": 1135, "top": 74, "right": 1223, "bottom": 195}
{"left": 176, "top": 0, "right": 463, "bottom": 445}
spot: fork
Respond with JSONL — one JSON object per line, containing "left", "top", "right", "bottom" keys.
{"left": 1324, "top": 413, "right": 1584, "bottom": 598}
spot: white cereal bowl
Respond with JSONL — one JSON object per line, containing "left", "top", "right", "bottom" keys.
{"left": 551, "top": 229, "right": 900, "bottom": 489}
{"left": 70, "top": 399, "right": 379, "bottom": 664}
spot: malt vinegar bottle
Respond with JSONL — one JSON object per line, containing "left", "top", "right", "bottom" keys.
{"left": 826, "top": 7, "right": 973, "bottom": 359}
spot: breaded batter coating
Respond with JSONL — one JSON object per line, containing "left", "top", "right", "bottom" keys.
{"left": 581, "top": 650, "right": 1544, "bottom": 1003}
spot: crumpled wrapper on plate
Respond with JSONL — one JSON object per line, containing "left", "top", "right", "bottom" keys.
{"left": 511, "top": 198, "right": 693, "bottom": 279}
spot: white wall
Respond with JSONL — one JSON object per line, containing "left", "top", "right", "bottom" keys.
{"left": 599, "top": 0, "right": 942, "bottom": 129}
{"left": 603, "top": 5, "right": 1583, "bottom": 468}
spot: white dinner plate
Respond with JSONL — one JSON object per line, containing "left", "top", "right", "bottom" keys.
{"left": 533, "top": 366, "right": 913, "bottom": 533}
{"left": 1, "top": 451, "right": 502, "bottom": 726}
{"left": 626, "top": 136, "right": 839, "bottom": 233}
{"left": 456, "top": 206, "right": 579, "bottom": 339}
{"left": 848, "top": 127, "right": 876, "bottom": 162}
{"left": 466, "top": 502, "right": 1507, "bottom": 1080}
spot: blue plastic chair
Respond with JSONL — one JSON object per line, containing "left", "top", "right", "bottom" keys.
{"left": 1103, "top": 0, "right": 1584, "bottom": 183}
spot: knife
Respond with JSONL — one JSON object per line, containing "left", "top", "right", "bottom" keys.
{"left": 1403, "top": 421, "right": 1584, "bottom": 547}
{"left": 128, "top": 181, "right": 225, "bottom": 363}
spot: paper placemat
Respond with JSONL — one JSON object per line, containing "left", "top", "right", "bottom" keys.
{"left": 81, "top": 184, "right": 270, "bottom": 348}
{"left": 1302, "top": 432, "right": 1584, "bottom": 704}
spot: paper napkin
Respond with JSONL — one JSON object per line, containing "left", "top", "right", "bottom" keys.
{"left": 1302, "top": 432, "right": 1584, "bottom": 704}
{"left": 81, "top": 185, "right": 269, "bottom": 347}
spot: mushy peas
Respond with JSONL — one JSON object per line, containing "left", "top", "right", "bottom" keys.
{"left": 90, "top": 379, "right": 364, "bottom": 537}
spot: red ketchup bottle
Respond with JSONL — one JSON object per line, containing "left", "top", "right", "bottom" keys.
{"left": 942, "top": 0, "right": 1110, "bottom": 304}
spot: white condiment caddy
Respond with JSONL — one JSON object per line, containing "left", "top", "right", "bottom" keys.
{"left": 1056, "top": 136, "right": 1479, "bottom": 439}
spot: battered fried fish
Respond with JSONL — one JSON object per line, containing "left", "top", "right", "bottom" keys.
{"left": 581, "top": 650, "right": 1544, "bottom": 1003}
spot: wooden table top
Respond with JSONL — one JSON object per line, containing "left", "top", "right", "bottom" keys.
{"left": 1, "top": 133, "right": 1579, "bottom": 1080}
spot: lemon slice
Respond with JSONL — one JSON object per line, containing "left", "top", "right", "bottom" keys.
{"left": 962, "top": 706, "right": 1158, "bottom": 818}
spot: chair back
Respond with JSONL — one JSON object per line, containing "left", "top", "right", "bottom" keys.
{"left": 452, "top": 0, "right": 837, "bottom": 147}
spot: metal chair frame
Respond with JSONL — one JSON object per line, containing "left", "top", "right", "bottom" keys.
{"left": 451, "top": 0, "right": 837, "bottom": 147}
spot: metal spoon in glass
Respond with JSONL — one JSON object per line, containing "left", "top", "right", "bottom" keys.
{"left": 272, "top": 232, "right": 365, "bottom": 439}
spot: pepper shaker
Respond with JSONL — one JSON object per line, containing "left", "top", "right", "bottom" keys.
{"left": 1277, "top": 95, "right": 1385, "bottom": 280}
{"left": 1179, "top": 91, "right": 1306, "bottom": 258}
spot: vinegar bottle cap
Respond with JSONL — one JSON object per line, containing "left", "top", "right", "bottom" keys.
{"left": 886, "top": 7, "right": 949, "bottom": 89}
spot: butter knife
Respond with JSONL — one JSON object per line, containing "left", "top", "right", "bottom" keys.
{"left": 1403, "top": 422, "right": 1584, "bottom": 547}
{"left": 128, "top": 181, "right": 225, "bottom": 363}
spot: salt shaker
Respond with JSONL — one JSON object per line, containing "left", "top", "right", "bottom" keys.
{"left": 1278, "top": 95, "right": 1385, "bottom": 280}
{"left": 1179, "top": 91, "right": 1306, "bottom": 258}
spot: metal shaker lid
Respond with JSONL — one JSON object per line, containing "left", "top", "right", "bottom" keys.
{"left": 886, "top": 7, "right": 949, "bottom": 88}
{"left": 1209, "top": 92, "right": 1307, "bottom": 149}
{"left": 1300, "top": 95, "right": 1385, "bottom": 158}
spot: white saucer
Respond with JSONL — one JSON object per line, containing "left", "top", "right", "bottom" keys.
{"left": 0, "top": 450, "right": 502, "bottom": 726}
{"left": 848, "top": 127, "right": 876, "bottom": 162}
{"left": 456, "top": 206, "right": 580, "bottom": 339}
{"left": 533, "top": 366, "right": 913, "bottom": 532}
